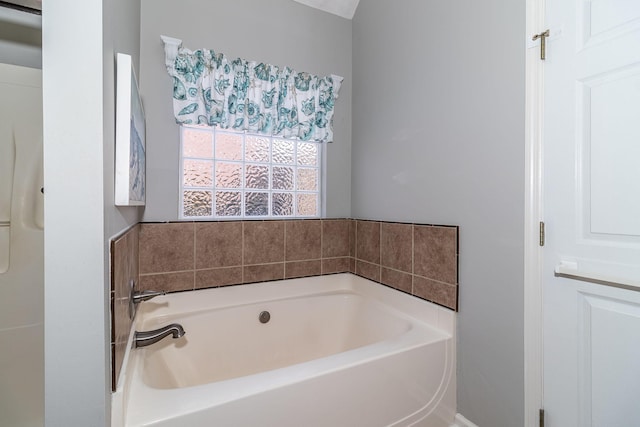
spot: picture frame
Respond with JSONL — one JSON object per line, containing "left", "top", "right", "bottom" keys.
{"left": 115, "top": 53, "right": 146, "bottom": 206}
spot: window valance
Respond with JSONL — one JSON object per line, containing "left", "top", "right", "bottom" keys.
{"left": 162, "top": 36, "right": 343, "bottom": 143}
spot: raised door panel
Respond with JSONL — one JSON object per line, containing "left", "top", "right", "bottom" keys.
{"left": 578, "top": 290, "right": 640, "bottom": 426}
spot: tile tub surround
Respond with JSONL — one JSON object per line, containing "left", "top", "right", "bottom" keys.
{"left": 138, "top": 220, "right": 353, "bottom": 292}
{"left": 111, "top": 220, "right": 457, "bottom": 392}
{"left": 354, "top": 220, "right": 459, "bottom": 310}
{"left": 110, "top": 224, "right": 140, "bottom": 391}
{"left": 136, "top": 219, "right": 459, "bottom": 310}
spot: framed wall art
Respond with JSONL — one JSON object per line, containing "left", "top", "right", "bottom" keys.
{"left": 115, "top": 53, "right": 146, "bottom": 206}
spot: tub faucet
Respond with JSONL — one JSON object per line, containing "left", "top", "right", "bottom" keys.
{"left": 134, "top": 323, "right": 186, "bottom": 348}
{"left": 132, "top": 289, "right": 166, "bottom": 304}
{"left": 128, "top": 283, "right": 167, "bottom": 320}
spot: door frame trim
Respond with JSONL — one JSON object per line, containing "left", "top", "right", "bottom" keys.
{"left": 524, "top": 0, "right": 544, "bottom": 425}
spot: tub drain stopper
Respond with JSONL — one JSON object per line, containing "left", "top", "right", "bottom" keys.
{"left": 259, "top": 311, "right": 271, "bottom": 324}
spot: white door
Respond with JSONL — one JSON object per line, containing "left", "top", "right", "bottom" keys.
{"left": 542, "top": 0, "right": 640, "bottom": 425}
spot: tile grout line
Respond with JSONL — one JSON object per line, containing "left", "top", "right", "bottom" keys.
{"left": 139, "top": 256, "right": 352, "bottom": 276}
{"left": 320, "top": 219, "right": 324, "bottom": 275}
{"left": 192, "top": 222, "right": 196, "bottom": 290}
{"left": 378, "top": 221, "right": 382, "bottom": 283}
{"left": 137, "top": 224, "right": 142, "bottom": 292}
{"left": 283, "top": 221, "right": 287, "bottom": 279}
{"left": 411, "top": 224, "right": 415, "bottom": 295}
{"left": 354, "top": 220, "right": 358, "bottom": 273}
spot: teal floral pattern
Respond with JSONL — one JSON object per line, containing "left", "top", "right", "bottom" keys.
{"left": 166, "top": 46, "right": 343, "bottom": 143}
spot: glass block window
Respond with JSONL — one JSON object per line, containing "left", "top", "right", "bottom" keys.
{"left": 180, "top": 126, "right": 322, "bottom": 219}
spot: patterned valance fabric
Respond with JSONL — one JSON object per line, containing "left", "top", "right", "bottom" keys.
{"left": 165, "top": 47, "right": 343, "bottom": 143}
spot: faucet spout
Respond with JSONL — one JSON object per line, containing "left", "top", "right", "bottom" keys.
{"left": 134, "top": 323, "right": 185, "bottom": 348}
{"left": 132, "top": 289, "right": 166, "bottom": 304}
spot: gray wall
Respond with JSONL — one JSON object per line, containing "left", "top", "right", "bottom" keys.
{"left": 139, "top": 0, "right": 352, "bottom": 221}
{"left": 352, "top": 1, "right": 525, "bottom": 426}
{"left": 103, "top": 0, "right": 144, "bottom": 236}
{"left": 43, "top": 0, "right": 141, "bottom": 424}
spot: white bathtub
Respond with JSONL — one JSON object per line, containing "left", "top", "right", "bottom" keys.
{"left": 112, "top": 273, "right": 456, "bottom": 427}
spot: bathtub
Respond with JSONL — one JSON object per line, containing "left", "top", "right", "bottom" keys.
{"left": 112, "top": 273, "right": 456, "bottom": 427}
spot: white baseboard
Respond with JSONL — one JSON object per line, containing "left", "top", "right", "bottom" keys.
{"left": 450, "top": 413, "right": 479, "bottom": 427}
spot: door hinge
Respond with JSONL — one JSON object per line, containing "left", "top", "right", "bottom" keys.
{"left": 539, "top": 408, "right": 545, "bottom": 427}
{"left": 539, "top": 221, "right": 545, "bottom": 246}
{"left": 532, "top": 29, "right": 550, "bottom": 60}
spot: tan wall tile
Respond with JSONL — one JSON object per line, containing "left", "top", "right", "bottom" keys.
{"left": 127, "top": 225, "right": 139, "bottom": 291}
{"left": 285, "top": 260, "right": 322, "bottom": 279}
{"left": 285, "top": 220, "right": 321, "bottom": 261}
{"left": 413, "top": 276, "right": 457, "bottom": 310}
{"left": 356, "top": 220, "right": 380, "bottom": 264}
{"left": 381, "top": 222, "right": 413, "bottom": 273}
{"left": 243, "top": 263, "right": 285, "bottom": 284}
{"left": 113, "top": 341, "right": 126, "bottom": 391}
{"left": 139, "top": 271, "right": 194, "bottom": 292}
{"left": 195, "top": 267, "right": 243, "bottom": 289}
{"left": 110, "top": 224, "right": 140, "bottom": 391}
{"left": 243, "top": 221, "right": 285, "bottom": 264}
{"left": 349, "top": 219, "right": 356, "bottom": 257}
{"left": 195, "top": 221, "right": 242, "bottom": 269}
{"left": 322, "top": 219, "right": 350, "bottom": 258}
{"left": 355, "top": 260, "right": 380, "bottom": 282}
{"left": 414, "top": 226, "right": 457, "bottom": 285}
{"left": 113, "top": 297, "right": 130, "bottom": 344}
{"left": 139, "top": 223, "right": 194, "bottom": 274}
{"left": 381, "top": 267, "right": 412, "bottom": 294}
{"left": 111, "top": 237, "right": 127, "bottom": 301}
{"left": 322, "top": 257, "right": 351, "bottom": 274}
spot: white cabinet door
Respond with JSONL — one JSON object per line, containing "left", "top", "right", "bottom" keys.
{"left": 543, "top": 1, "right": 640, "bottom": 425}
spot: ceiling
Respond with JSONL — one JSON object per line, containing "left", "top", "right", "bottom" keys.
{"left": 292, "top": 0, "right": 360, "bottom": 20}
